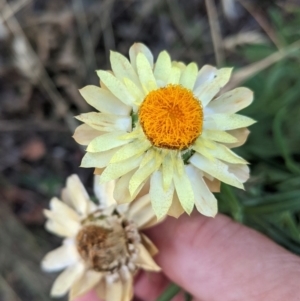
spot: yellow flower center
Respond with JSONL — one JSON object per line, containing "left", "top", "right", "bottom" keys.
{"left": 139, "top": 84, "right": 203, "bottom": 150}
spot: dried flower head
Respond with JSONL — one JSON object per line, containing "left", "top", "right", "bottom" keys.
{"left": 42, "top": 174, "right": 160, "bottom": 301}
{"left": 74, "top": 43, "right": 255, "bottom": 219}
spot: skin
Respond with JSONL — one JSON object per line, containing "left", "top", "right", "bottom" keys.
{"left": 77, "top": 212, "right": 300, "bottom": 301}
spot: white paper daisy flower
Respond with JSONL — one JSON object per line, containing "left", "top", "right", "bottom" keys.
{"left": 41, "top": 174, "right": 160, "bottom": 301}
{"left": 74, "top": 43, "right": 255, "bottom": 219}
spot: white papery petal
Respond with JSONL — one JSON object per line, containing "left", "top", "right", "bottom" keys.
{"left": 110, "top": 138, "right": 151, "bottom": 163}
{"left": 154, "top": 51, "right": 172, "bottom": 86}
{"left": 204, "top": 114, "right": 256, "bottom": 131}
{"left": 126, "top": 194, "right": 156, "bottom": 229}
{"left": 45, "top": 219, "right": 77, "bottom": 237}
{"left": 167, "top": 66, "right": 181, "bottom": 84}
{"left": 193, "top": 65, "right": 217, "bottom": 90}
{"left": 135, "top": 244, "right": 161, "bottom": 271}
{"left": 129, "top": 43, "right": 154, "bottom": 71}
{"left": 180, "top": 62, "right": 198, "bottom": 90}
{"left": 93, "top": 176, "right": 117, "bottom": 208}
{"left": 81, "top": 148, "right": 120, "bottom": 168}
{"left": 76, "top": 112, "right": 131, "bottom": 133}
{"left": 41, "top": 242, "right": 79, "bottom": 272}
{"left": 100, "top": 155, "right": 143, "bottom": 183}
{"left": 228, "top": 163, "right": 250, "bottom": 183}
{"left": 150, "top": 171, "right": 174, "bottom": 220}
{"left": 73, "top": 124, "right": 101, "bottom": 146}
{"left": 87, "top": 131, "right": 130, "bottom": 153}
{"left": 173, "top": 161, "right": 194, "bottom": 215}
{"left": 110, "top": 51, "right": 141, "bottom": 88}
{"left": 66, "top": 175, "right": 90, "bottom": 216}
{"left": 69, "top": 270, "right": 103, "bottom": 301}
{"left": 48, "top": 197, "right": 79, "bottom": 221}
{"left": 97, "top": 71, "right": 135, "bottom": 106}
{"left": 106, "top": 278, "right": 123, "bottom": 301}
{"left": 206, "top": 87, "right": 253, "bottom": 114}
{"left": 190, "top": 153, "right": 244, "bottom": 189}
{"left": 50, "top": 262, "right": 85, "bottom": 297}
{"left": 194, "top": 68, "right": 232, "bottom": 107}
{"left": 79, "top": 85, "right": 131, "bottom": 115}
{"left": 136, "top": 52, "right": 157, "bottom": 93}
{"left": 185, "top": 165, "right": 218, "bottom": 217}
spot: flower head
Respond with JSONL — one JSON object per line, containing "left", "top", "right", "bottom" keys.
{"left": 74, "top": 43, "right": 255, "bottom": 219}
{"left": 42, "top": 174, "right": 160, "bottom": 301}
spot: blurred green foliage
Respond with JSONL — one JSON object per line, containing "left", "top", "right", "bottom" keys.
{"left": 218, "top": 7, "right": 300, "bottom": 255}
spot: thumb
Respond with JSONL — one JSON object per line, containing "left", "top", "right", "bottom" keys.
{"left": 145, "top": 212, "right": 300, "bottom": 301}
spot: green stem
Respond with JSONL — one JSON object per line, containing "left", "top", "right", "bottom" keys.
{"left": 156, "top": 283, "right": 181, "bottom": 301}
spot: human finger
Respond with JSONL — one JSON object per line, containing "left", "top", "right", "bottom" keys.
{"left": 145, "top": 212, "right": 300, "bottom": 301}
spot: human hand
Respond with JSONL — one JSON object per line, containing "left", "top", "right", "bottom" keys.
{"left": 76, "top": 212, "right": 300, "bottom": 301}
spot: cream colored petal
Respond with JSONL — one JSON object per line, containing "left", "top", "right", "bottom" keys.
{"left": 173, "top": 161, "right": 194, "bottom": 215}
{"left": 167, "top": 192, "right": 185, "bottom": 218}
{"left": 204, "top": 177, "right": 221, "bottom": 192}
{"left": 110, "top": 138, "right": 151, "bottom": 163}
{"left": 150, "top": 171, "right": 174, "bottom": 220}
{"left": 228, "top": 163, "right": 250, "bottom": 183}
{"left": 207, "top": 143, "right": 248, "bottom": 164}
{"left": 172, "top": 61, "right": 186, "bottom": 70}
{"left": 194, "top": 68, "right": 233, "bottom": 107}
{"left": 193, "top": 138, "right": 216, "bottom": 161}
{"left": 94, "top": 176, "right": 117, "bottom": 208}
{"left": 193, "top": 65, "right": 217, "bottom": 90}
{"left": 204, "top": 114, "right": 256, "bottom": 131}
{"left": 110, "top": 51, "right": 140, "bottom": 88}
{"left": 49, "top": 197, "right": 80, "bottom": 221}
{"left": 45, "top": 219, "right": 76, "bottom": 237}
{"left": 136, "top": 52, "right": 157, "bottom": 93}
{"left": 225, "top": 128, "right": 250, "bottom": 148}
{"left": 129, "top": 153, "right": 162, "bottom": 196}
{"left": 79, "top": 85, "right": 131, "bottom": 115}
{"left": 141, "top": 234, "right": 159, "bottom": 256}
{"left": 50, "top": 262, "right": 85, "bottom": 297}
{"left": 190, "top": 153, "right": 244, "bottom": 189}
{"left": 185, "top": 165, "right": 218, "bottom": 217}
{"left": 126, "top": 194, "right": 156, "bottom": 229}
{"left": 167, "top": 66, "right": 181, "bottom": 85}
{"left": 123, "top": 77, "right": 144, "bottom": 106}
{"left": 61, "top": 187, "right": 72, "bottom": 206}
{"left": 87, "top": 131, "right": 130, "bottom": 153}
{"left": 81, "top": 148, "right": 119, "bottom": 168}
{"left": 201, "top": 129, "right": 238, "bottom": 144}
{"left": 206, "top": 87, "right": 253, "bottom": 114}
{"left": 121, "top": 274, "right": 134, "bottom": 301}
{"left": 44, "top": 208, "right": 81, "bottom": 235}
{"left": 66, "top": 174, "right": 90, "bottom": 216}
{"left": 113, "top": 169, "right": 138, "bottom": 204}
{"left": 41, "top": 243, "right": 79, "bottom": 272}
{"left": 135, "top": 243, "right": 161, "bottom": 271}
{"left": 73, "top": 124, "right": 102, "bottom": 146}
{"left": 69, "top": 270, "right": 102, "bottom": 300}
{"left": 97, "top": 71, "right": 135, "bottom": 106}
{"left": 195, "top": 137, "right": 248, "bottom": 164}
{"left": 180, "top": 62, "right": 198, "bottom": 90}
{"left": 161, "top": 151, "right": 175, "bottom": 191}
{"left": 76, "top": 112, "right": 131, "bottom": 133}
{"left": 106, "top": 278, "right": 123, "bottom": 301}
{"left": 100, "top": 155, "right": 143, "bottom": 183}
{"left": 95, "top": 278, "right": 106, "bottom": 300}
{"left": 139, "top": 147, "right": 156, "bottom": 167}
{"left": 129, "top": 43, "right": 154, "bottom": 71}
{"left": 154, "top": 50, "right": 172, "bottom": 86}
